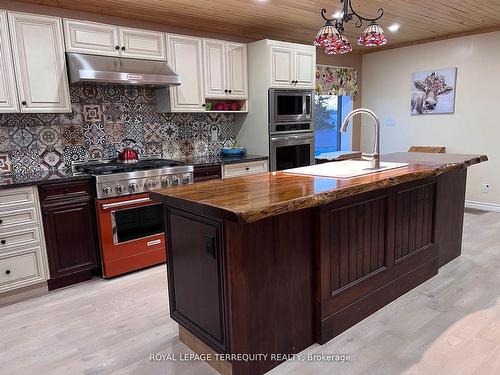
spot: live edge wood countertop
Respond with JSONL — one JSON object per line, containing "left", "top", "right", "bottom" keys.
{"left": 150, "top": 152, "right": 487, "bottom": 223}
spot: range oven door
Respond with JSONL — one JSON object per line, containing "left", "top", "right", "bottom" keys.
{"left": 270, "top": 132, "right": 315, "bottom": 172}
{"left": 270, "top": 89, "right": 313, "bottom": 124}
{"left": 96, "top": 193, "right": 166, "bottom": 278}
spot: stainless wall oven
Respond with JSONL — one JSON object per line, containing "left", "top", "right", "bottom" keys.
{"left": 269, "top": 89, "right": 313, "bottom": 126}
{"left": 270, "top": 133, "right": 315, "bottom": 172}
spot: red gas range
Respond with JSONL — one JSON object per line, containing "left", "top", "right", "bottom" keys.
{"left": 73, "top": 159, "right": 194, "bottom": 278}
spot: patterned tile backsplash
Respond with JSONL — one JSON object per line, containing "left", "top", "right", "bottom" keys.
{"left": 0, "top": 84, "right": 239, "bottom": 175}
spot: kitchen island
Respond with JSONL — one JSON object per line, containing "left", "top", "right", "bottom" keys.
{"left": 150, "top": 152, "right": 487, "bottom": 375}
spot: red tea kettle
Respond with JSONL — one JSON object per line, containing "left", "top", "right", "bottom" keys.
{"left": 118, "top": 138, "right": 139, "bottom": 163}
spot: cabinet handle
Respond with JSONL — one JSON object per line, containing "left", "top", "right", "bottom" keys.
{"left": 5, "top": 269, "right": 11, "bottom": 275}
{"left": 21, "top": 101, "right": 27, "bottom": 106}
{"left": 121, "top": 46, "right": 126, "bottom": 51}
{"left": 1, "top": 240, "right": 6, "bottom": 245}
{"left": 115, "top": 45, "right": 120, "bottom": 50}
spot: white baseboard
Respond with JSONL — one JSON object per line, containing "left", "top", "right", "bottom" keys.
{"left": 465, "top": 200, "right": 500, "bottom": 212}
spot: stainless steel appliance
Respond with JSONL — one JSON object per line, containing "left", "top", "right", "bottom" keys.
{"left": 73, "top": 158, "right": 193, "bottom": 278}
{"left": 269, "top": 89, "right": 313, "bottom": 127}
{"left": 270, "top": 133, "right": 315, "bottom": 172}
{"left": 269, "top": 89, "right": 315, "bottom": 171}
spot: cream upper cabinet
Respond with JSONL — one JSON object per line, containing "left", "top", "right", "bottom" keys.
{"left": 63, "top": 19, "right": 120, "bottom": 57}
{"left": 269, "top": 42, "right": 315, "bottom": 89}
{"left": 269, "top": 45, "right": 294, "bottom": 87}
{"left": 0, "top": 10, "right": 19, "bottom": 113}
{"left": 294, "top": 48, "right": 316, "bottom": 88}
{"left": 203, "top": 39, "right": 226, "bottom": 98}
{"left": 167, "top": 34, "right": 204, "bottom": 112}
{"left": 64, "top": 19, "right": 166, "bottom": 61}
{"left": 8, "top": 12, "right": 71, "bottom": 113}
{"left": 203, "top": 39, "right": 247, "bottom": 99}
{"left": 226, "top": 42, "right": 247, "bottom": 99}
{"left": 119, "top": 27, "right": 165, "bottom": 60}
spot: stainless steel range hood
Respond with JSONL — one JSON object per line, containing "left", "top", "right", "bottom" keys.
{"left": 66, "top": 53, "right": 181, "bottom": 87}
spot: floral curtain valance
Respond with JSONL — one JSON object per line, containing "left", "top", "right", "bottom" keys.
{"left": 315, "top": 65, "right": 358, "bottom": 97}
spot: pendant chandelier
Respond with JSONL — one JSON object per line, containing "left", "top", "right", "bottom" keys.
{"left": 314, "top": 0, "right": 387, "bottom": 54}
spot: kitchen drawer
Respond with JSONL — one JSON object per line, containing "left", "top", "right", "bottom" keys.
{"left": 0, "top": 206, "right": 38, "bottom": 231}
{"left": 194, "top": 165, "right": 222, "bottom": 182}
{"left": 0, "top": 247, "right": 46, "bottom": 292}
{"left": 223, "top": 160, "right": 269, "bottom": 179}
{"left": 0, "top": 187, "right": 36, "bottom": 211}
{"left": 39, "top": 180, "right": 92, "bottom": 203}
{"left": 0, "top": 226, "right": 41, "bottom": 253}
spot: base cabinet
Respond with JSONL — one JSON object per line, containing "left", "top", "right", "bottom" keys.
{"left": 39, "top": 181, "right": 99, "bottom": 290}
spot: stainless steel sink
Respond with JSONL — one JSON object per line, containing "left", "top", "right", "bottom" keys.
{"left": 284, "top": 160, "right": 409, "bottom": 179}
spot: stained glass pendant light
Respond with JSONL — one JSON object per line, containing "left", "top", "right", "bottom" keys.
{"left": 315, "top": 0, "right": 387, "bottom": 54}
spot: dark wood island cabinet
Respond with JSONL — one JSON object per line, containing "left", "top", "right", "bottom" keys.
{"left": 151, "top": 152, "right": 487, "bottom": 375}
{"left": 39, "top": 180, "right": 100, "bottom": 290}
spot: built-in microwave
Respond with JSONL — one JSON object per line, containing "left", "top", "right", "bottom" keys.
{"left": 269, "top": 89, "right": 314, "bottom": 125}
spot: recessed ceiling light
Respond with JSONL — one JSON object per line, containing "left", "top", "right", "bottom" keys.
{"left": 388, "top": 23, "right": 400, "bottom": 32}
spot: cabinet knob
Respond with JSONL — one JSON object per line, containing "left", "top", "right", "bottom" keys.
{"left": 202, "top": 104, "right": 206, "bottom": 107}
{"left": 224, "top": 89, "right": 228, "bottom": 93}
{"left": 0, "top": 219, "right": 3, "bottom": 224}
{"left": 5, "top": 269, "right": 11, "bottom": 275}
{"left": 121, "top": 46, "right": 126, "bottom": 51}
{"left": 115, "top": 45, "right": 120, "bottom": 50}
{"left": 228, "top": 90, "right": 232, "bottom": 94}
{"left": 21, "top": 101, "right": 27, "bottom": 106}
{"left": 64, "top": 188, "right": 70, "bottom": 194}
{"left": 245, "top": 167, "right": 250, "bottom": 171}
{"left": 1, "top": 240, "right": 6, "bottom": 245}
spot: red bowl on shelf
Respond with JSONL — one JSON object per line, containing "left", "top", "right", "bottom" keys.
{"left": 214, "top": 102, "right": 225, "bottom": 111}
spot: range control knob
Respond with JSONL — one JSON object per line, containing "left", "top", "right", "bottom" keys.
{"left": 102, "top": 186, "right": 113, "bottom": 195}
{"left": 128, "top": 183, "right": 139, "bottom": 192}
{"left": 182, "top": 176, "right": 191, "bottom": 185}
{"left": 172, "top": 177, "right": 179, "bottom": 186}
{"left": 161, "top": 179, "right": 169, "bottom": 188}
{"left": 145, "top": 180, "right": 158, "bottom": 190}
{"left": 116, "top": 185, "right": 124, "bottom": 193}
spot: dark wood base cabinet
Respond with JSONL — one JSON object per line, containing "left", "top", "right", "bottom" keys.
{"left": 39, "top": 180, "right": 100, "bottom": 290}
{"left": 160, "top": 170, "right": 469, "bottom": 375}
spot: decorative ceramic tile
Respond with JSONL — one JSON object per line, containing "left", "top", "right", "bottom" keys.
{"left": 193, "top": 140, "right": 208, "bottom": 157}
{"left": 145, "top": 142, "right": 162, "bottom": 157}
{"left": 191, "top": 121, "right": 210, "bottom": 141}
{"left": 0, "top": 152, "right": 12, "bottom": 174}
{"left": 81, "top": 85, "right": 103, "bottom": 103}
{"left": 83, "top": 122, "right": 106, "bottom": 147}
{"left": 88, "top": 145, "right": 105, "bottom": 160}
{"left": 82, "top": 104, "right": 103, "bottom": 123}
{"left": 162, "top": 141, "right": 181, "bottom": 160}
{"left": 9, "top": 126, "right": 37, "bottom": 149}
{"left": 124, "top": 121, "right": 144, "bottom": 144}
{"left": 60, "top": 103, "right": 83, "bottom": 125}
{"left": 102, "top": 86, "right": 122, "bottom": 102}
{"left": 0, "top": 127, "right": 10, "bottom": 152}
{"left": 61, "top": 124, "right": 84, "bottom": 146}
{"left": 178, "top": 140, "right": 194, "bottom": 158}
{"left": 122, "top": 87, "right": 139, "bottom": 103}
{"left": 69, "top": 86, "right": 82, "bottom": 104}
{"left": 105, "top": 121, "right": 125, "bottom": 144}
{"left": 177, "top": 124, "right": 194, "bottom": 141}
{"left": 11, "top": 148, "right": 41, "bottom": 175}
{"left": 40, "top": 147, "right": 64, "bottom": 171}
{"left": 62, "top": 145, "right": 89, "bottom": 167}
{"left": 105, "top": 143, "right": 120, "bottom": 159}
{"left": 144, "top": 122, "right": 161, "bottom": 143}
{"left": 159, "top": 123, "right": 179, "bottom": 141}
{"left": 33, "top": 114, "right": 59, "bottom": 127}
{"left": 103, "top": 102, "right": 124, "bottom": 123}
{"left": 37, "top": 125, "right": 62, "bottom": 149}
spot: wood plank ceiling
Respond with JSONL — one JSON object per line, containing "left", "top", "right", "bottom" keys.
{"left": 14, "top": 0, "right": 500, "bottom": 52}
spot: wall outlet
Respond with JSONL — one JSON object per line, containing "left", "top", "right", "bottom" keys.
{"left": 481, "top": 184, "right": 490, "bottom": 193}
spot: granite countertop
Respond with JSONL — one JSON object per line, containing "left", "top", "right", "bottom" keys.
{"left": 151, "top": 152, "right": 488, "bottom": 223}
{"left": 0, "top": 170, "right": 91, "bottom": 189}
{"left": 179, "top": 154, "right": 269, "bottom": 167}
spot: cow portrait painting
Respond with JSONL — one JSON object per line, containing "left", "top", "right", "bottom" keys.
{"left": 411, "top": 68, "right": 457, "bottom": 115}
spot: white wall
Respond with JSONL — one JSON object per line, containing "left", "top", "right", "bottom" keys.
{"left": 361, "top": 31, "right": 500, "bottom": 205}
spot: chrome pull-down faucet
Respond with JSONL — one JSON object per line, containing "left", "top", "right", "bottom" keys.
{"left": 340, "top": 108, "right": 381, "bottom": 170}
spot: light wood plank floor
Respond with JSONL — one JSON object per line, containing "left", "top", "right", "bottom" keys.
{"left": 1, "top": 210, "right": 500, "bottom": 375}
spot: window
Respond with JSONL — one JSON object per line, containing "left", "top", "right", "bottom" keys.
{"left": 314, "top": 95, "right": 353, "bottom": 157}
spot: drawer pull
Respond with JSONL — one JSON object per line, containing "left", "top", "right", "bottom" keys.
{"left": 64, "top": 188, "right": 70, "bottom": 194}
{"left": 5, "top": 269, "right": 11, "bottom": 275}
{"left": 245, "top": 167, "right": 250, "bottom": 171}
{"left": 0, "top": 240, "right": 6, "bottom": 245}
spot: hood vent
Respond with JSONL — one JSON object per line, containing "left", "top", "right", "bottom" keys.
{"left": 66, "top": 53, "right": 181, "bottom": 87}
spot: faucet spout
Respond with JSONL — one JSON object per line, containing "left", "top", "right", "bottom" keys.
{"left": 340, "top": 108, "right": 381, "bottom": 169}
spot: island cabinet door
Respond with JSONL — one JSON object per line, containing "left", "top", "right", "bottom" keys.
{"left": 166, "top": 208, "right": 227, "bottom": 353}
{"left": 318, "top": 180, "right": 439, "bottom": 343}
